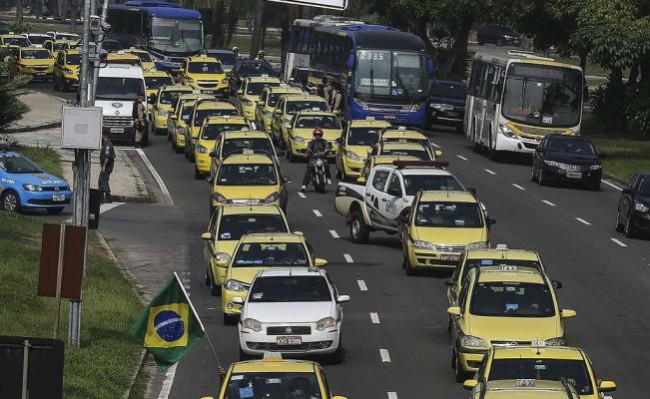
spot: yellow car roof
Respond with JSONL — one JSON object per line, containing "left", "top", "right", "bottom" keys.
{"left": 231, "top": 358, "right": 316, "bottom": 373}
{"left": 106, "top": 52, "right": 140, "bottom": 61}
{"left": 350, "top": 119, "right": 392, "bottom": 128}
{"left": 197, "top": 101, "right": 236, "bottom": 110}
{"left": 205, "top": 115, "right": 248, "bottom": 124}
{"left": 481, "top": 380, "right": 579, "bottom": 399}
{"left": 222, "top": 153, "right": 274, "bottom": 165}
{"left": 221, "top": 204, "right": 284, "bottom": 216}
{"left": 466, "top": 248, "right": 540, "bottom": 261}
{"left": 161, "top": 85, "right": 193, "bottom": 92}
{"left": 238, "top": 232, "right": 304, "bottom": 244}
{"left": 381, "top": 142, "right": 428, "bottom": 151}
{"left": 144, "top": 70, "right": 170, "bottom": 78}
{"left": 267, "top": 86, "right": 303, "bottom": 94}
{"left": 295, "top": 110, "right": 337, "bottom": 117}
{"left": 282, "top": 94, "right": 326, "bottom": 102}
{"left": 474, "top": 266, "right": 546, "bottom": 285}
{"left": 492, "top": 346, "right": 585, "bottom": 361}
{"left": 246, "top": 76, "right": 281, "bottom": 83}
{"left": 187, "top": 55, "right": 219, "bottom": 63}
{"left": 124, "top": 48, "right": 148, "bottom": 54}
{"left": 223, "top": 130, "right": 269, "bottom": 139}
{"left": 419, "top": 190, "right": 477, "bottom": 203}
{"left": 372, "top": 155, "right": 419, "bottom": 165}
{"left": 61, "top": 49, "right": 81, "bottom": 55}
{"left": 381, "top": 130, "right": 427, "bottom": 140}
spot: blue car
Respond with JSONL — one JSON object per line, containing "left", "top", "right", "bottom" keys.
{"left": 0, "top": 150, "right": 72, "bottom": 214}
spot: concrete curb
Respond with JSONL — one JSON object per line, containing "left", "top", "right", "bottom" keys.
{"left": 603, "top": 171, "right": 627, "bottom": 186}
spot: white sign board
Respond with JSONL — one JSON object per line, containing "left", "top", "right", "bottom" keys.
{"left": 61, "top": 106, "right": 103, "bottom": 150}
{"left": 264, "top": 0, "right": 347, "bottom": 10}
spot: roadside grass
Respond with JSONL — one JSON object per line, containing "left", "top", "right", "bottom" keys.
{"left": 0, "top": 211, "right": 143, "bottom": 398}
{"left": 17, "top": 144, "right": 62, "bottom": 176}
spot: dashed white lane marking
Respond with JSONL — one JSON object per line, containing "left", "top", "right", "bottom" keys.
{"left": 610, "top": 238, "right": 628, "bottom": 247}
{"left": 542, "top": 200, "right": 556, "bottom": 207}
{"left": 603, "top": 180, "right": 622, "bottom": 191}
{"left": 205, "top": 307, "right": 215, "bottom": 310}
{"left": 387, "top": 393, "right": 398, "bottom": 399}
{"left": 136, "top": 148, "right": 174, "bottom": 206}
{"left": 297, "top": 192, "right": 306, "bottom": 198}
{"left": 344, "top": 254, "right": 354, "bottom": 263}
{"left": 329, "top": 229, "right": 339, "bottom": 238}
{"left": 312, "top": 209, "right": 323, "bottom": 217}
{"left": 484, "top": 168, "right": 497, "bottom": 175}
{"left": 370, "top": 312, "right": 380, "bottom": 324}
{"left": 512, "top": 183, "right": 525, "bottom": 191}
{"left": 456, "top": 154, "right": 468, "bottom": 161}
{"left": 575, "top": 217, "right": 592, "bottom": 226}
{"left": 379, "top": 348, "right": 392, "bottom": 363}
{"left": 357, "top": 279, "right": 368, "bottom": 291}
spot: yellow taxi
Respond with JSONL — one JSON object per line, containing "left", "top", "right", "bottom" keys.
{"left": 0, "top": 34, "right": 30, "bottom": 47}
{"left": 447, "top": 266, "right": 577, "bottom": 382}
{"left": 52, "top": 48, "right": 80, "bottom": 91}
{"left": 212, "top": 356, "right": 347, "bottom": 399}
{"left": 201, "top": 204, "right": 290, "bottom": 295}
{"left": 123, "top": 47, "right": 156, "bottom": 71}
{"left": 143, "top": 70, "right": 174, "bottom": 114}
{"left": 42, "top": 39, "right": 74, "bottom": 58}
{"left": 186, "top": 100, "right": 239, "bottom": 160}
{"left": 220, "top": 233, "right": 326, "bottom": 324}
{"left": 463, "top": 345, "right": 617, "bottom": 398}
{"left": 168, "top": 94, "right": 210, "bottom": 152}
{"left": 10, "top": 47, "right": 55, "bottom": 80}
{"left": 179, "top": 55, "right": 228, "bottom": 95}
{"left": 335, "top": 118, "right": 392, "bottom": 181}
{"left": 211, "top": 153, "right": 288, "bottom": 215}
{"left": 271, "top": 94, "right": 329, "bottom": 149}
{"left": 371, "top": 140, "right": 438, "bottom": 161}
{"left": 467, "top": 379, "right": 581, "bottom": 399}
{"left": 378, "top": 126, "right": 441, "bottom": 156}
{"left": 150, "top": 85, "right": 194, "bottom": 136}
{"left": 286, "top": 111, "right": 342, "bottom": 162}
{"left": 105, "top": 50, "right": 141, "bottom": 66}
{"left": 255, "top": 85, "right": 303, "bottom": 133}
{"left": 194, "top": 115, "right": 250, "bottom": 179}
{"left": 210, "top": 130, "right": 277, "bottom": 179}
{"left": 235, "top": 75, "right": 282, "bottom": 120}
{"left": 402, "top": 191, "right": 492, "bottom": 275}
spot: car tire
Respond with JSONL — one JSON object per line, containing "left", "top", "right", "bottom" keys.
{"left": 349, "top": 211, "right": 369, "bottom": 244}
{"left": 530, "top": 165, "right": 537, "bottom": 182}
{"left": 194, "top": 167, "right": 203, "bottom": 180}
{"left": 453, "top": 349, "right": 469, "bottom": 383}
{"left": 404, "top": 256, "right": 416, "bottom": 276}
{"left": 538, "top": 168, "right": 547, "bottom": 186}
{"left": 46, "top": 207, "right": 64, "bottom": 215}
{"left": 624, "top": 213, "right": 636, "bottom": 238}
{"left": 615, "top": 208, "right": 624, "bottom": 233}
{"left": 223, "top": 312, "right": 238, "bottom": 326}
{"left": 205, "top": 270, "right": 210, "bottom": 286}
{"left": 1, "top": 190, "right": 21, "bottom": 213}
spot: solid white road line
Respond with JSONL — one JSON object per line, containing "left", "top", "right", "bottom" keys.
{"left": 297, "top": 192, "right": 306, "bottom": 198}
{"left": 370, "top": 312, "right": 380, "bottom": 324}
{"left": 158, "top": 364, "right": 178, "bottom": 399}
{"left": 312, "top": 209, "right": 323, "bottom": 217}
{"left": 329, "top": 229, "right": 339, "bottom": 238}
{"left": 512, "top": 183, "right": 525, "bottom": 191}
{"left": 610, "top": 238, "right": 628, "bottom": 247}
{"left": 430, "top": 141, "right": 441, "bottom": 148}
{"left": 387, "top": 392, "right": 398, "bottom": 399}
{"left": 379, "top": 349, "right": 392, "bottom": 363}
{"left": 357, "top": 279, "right": 368, "bottom": 291}
{"left": 456, "top": 155, "right": 468, "bottom": 161}
{"left": 99, "top": 202, "right": 124, "bottom": 214}
{"left": 136, "top": 148, "right": 174, "bottom": 206}
{"left": 603, "top": 180, "right": 622, "bottom": 191}
{"left": 575, "top": 217, "right": 592, "bottom": 226}
{"left": 542, "top": 200, "right": 556, "bottom": 207}
{"left": 484, "top": 168, "right": 497, "bottom": 175}
{"left": 344, "top": 254, "right": 354, "bottom": 263}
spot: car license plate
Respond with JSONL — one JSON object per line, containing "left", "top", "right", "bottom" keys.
{"left": 110, "top": 128, "right": 124, "bottom": 134}
{"left": 203, "top": 90, "right": 214, "bottom": 94}
{"left": 52, "top": 194, "right": 65, "bottom": 202}
{"left": 440, "top": 254, "right": 460, "bottom": 262}
{"left": 276, "top": 336, "right": 302, "bottom": 346}
{"left": 566, "top": 171, "right": 581, "bottom": 179}
{"left": 384, "top": 115, "right": 395, "bottom": 120}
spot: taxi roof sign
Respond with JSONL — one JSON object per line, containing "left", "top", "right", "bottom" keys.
{"left": 263, "top": 352, "right": 283, "bottom": 360}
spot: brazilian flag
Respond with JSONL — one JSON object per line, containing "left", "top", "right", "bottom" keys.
{"left": 130, "top": 273, "right": 205, "bottom": 372}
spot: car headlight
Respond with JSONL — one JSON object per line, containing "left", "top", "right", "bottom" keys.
{"left": 315, "top": 317, "right": 337, "bottom": 331}
{"left": 346, "top": 150, "right": 361, "bottom": 161}
{"left": 242, "top": 99, "right": 253, "bottom": 106}
{"left": 499, "top": 124, "right": 516, "bottom": 138}
{"left": 241, "top": 318, "right": 262, "bottom": 332}
{"left": 64, "top": 69, "right": 74, "bottom": 75}
{"left": 461, "top": 334, "right": 487, "bottom": 349}
{"left": 544, "top": 160, "right": 560, "bottom": 168}
{"left": 634, "top": 201, "right": 649, "bottom": 212}
{"left": 292, "top": 136, "right": 305, "bottom": 144}
{"left": 213, "top": 192, "right": 227, "bottom": 203}
{"left": 197, "top": 144, "right": 209, "bottom": 154}
{"left": 413, "top": 240, "right": 436, "bottom": 251}
{"left": 224, "top": 279, "right": 249, "bottom": 291}
{"left": 215, "top": 252, "right": 231, "bottom": 261}
{"left": 590, "top": 164, "right": 602, "bottom": 170}
{"left": 466, "top": 242, "right": 488, "bottom": 250}
{"left": 23, "top": 183, "right": 43, "bottom": 192}
{"left": 283, "top": 121, "right": 292, "bottom": 128}
{"left": 263, "top": 192, "right": 279, "bottom": 203}
{"left": 158, "top": 109, "right": 168, "bottom": 117}
{"left": 353, "top": 97, "right": 368, "bottom": 110}
{"left": 430, "top": 103, "right": 453, "bottom": 111}
{"left": 545, "top": 337, "right": 566, "bottom": 346}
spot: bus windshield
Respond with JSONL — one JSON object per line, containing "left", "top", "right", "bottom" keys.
{"left": 150, "top": 17, "right": 203, "bottom": 53}
{"left": 355, "top": 50, "right": 427, "bottom": 101}
{"left": 502, "top": 64, "right": 582, "bottom": 128}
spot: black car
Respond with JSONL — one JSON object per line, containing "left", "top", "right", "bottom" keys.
{"left": 288, "top": 66, "right": 309, "bottom": 89}
{"left": 427, "top": 80, "right": 467, "bottom": 131}
{"left": 616, "top": 172, "right": 650, "bottom": 237}
{"left": 477, "top": 25, "right": 521, "bottom": 47}
{"left": 228, "top": 59, "right": 275, "bottom": 95}
{"left": 202, "top": 48, "right": 238, "bottom": 74}
{"left": 531, "top": 135, "right": 602, "bottom": 190}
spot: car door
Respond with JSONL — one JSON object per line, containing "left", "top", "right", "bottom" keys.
{"left": 365, "top": 168, "right": 390, "bottom": 227}
{"left": 383, "top": 172, "right": 407, "bottom": 227}
{"left": 204, "top": 209, "right": 218, "bottom": 268}
{"left": 271, "top": 98, "right": 284, "bottom": 140}
{"left": 336, "top": 123, "right": 349, "bottom": 172}
{"left": 54, "top": 52, "right": 63, "bottom": 80}
{"left": 619, "top": 174, "right": 638, "bottom": 219}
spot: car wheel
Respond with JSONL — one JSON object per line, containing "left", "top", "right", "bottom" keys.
{"left": 1, "top": 190, "right": 21, "bottom": 213}
{"left": 530, "top": 165, "right": 537, "bottom": 182}
{"left": 615, "top": 208, "right": 624, "bottom": 233}
{"left": 223, "top": 312, "right": 238, "bottom": 326}
{"left": 46, "top": 207, "right": 64, "bottom": 215}
{"left": 208, "top": 272, "right": 221, "bottom": 296}
{"left": 205, "top": 270, "right": 210, "bottom": 286}
{"left": 349, "top": 211, "right": 369, "bottom": 244}
{"left": 335, "top": 169, "right": 342, "bottom": 180}
{"left": 624, "top": 213, "right": 636, "bottom": 238}
{"left": 194, "top": 167, "right": 202, "bottom": 180}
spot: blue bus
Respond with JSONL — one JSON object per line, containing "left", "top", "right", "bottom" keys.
{"left": 105, "top": 1, "right": 203, "bottom": 73}
{"left": 294, "top": 22, "right": 433, "bottom": 126}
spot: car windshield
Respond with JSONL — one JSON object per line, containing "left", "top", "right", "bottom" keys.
{"left": 470, "top": 282, "right": 555, "bottom": 317}
{"left": 295, "top": 116, "right": 340, "bottom": 130}
{"left": 403, "top": 175, "right": 463, "bottom": 195}
{"left": 237, "top": 62, "right": 274, "bottom": 76}
{"left": 194, "top": 109, "right": 238, "bottom": 126}
{"left": 21, "top": 49, "right": 52, "bottom": 59}
{"left": 286, "top": 101, "right": 328, "bottom": 114}
{"left": 223, "top": 138, "right": 274, "bottom": 158}
{"left": 461, "top": 260, "right": 543, "bottom": 282}
{"left": 224, "top": 372, "right": 320, "bottom": 399}
{"left": 348, "top": 127, "right": 380, "bottom": 146}
{"left": 145, "top": 76, "right": 174, "bottom": 90}
{"left": 28, "top": 35, "right": 49, "bottom": 45}
{"left": 267, "top": 92, "right": 297, "bottom": 107}
{"left": 150, "top": 17, "right": 203, "bottom": 53}
{"left": 382, "top": 148, "right": 430, "bottom": 159}
{"left": 547, "top": 138, "right": 596, "bottom": 156}
{"left": 53, "top": 42, "right": 68, "bottom": 50}
{"left": 133, "top": 52, "right": 153, "bottom": 62}
{"left": 429, "top": 81, "right": 467, "bottom": 99}
{"left": 188, "top": 61, "right": 224, "bottom": 74}
{"left": 181, "top": 105, "right": 194, "bottom": 121}
{"left": 201, "top": 124, "right": 248, "bottom": 140}
{"left": 246, "top": 81, "right": 280, "bottom": 96}
{"left": 638, "top": 176, "right": 650, "bottom": 196}
{"left": 95, "top": 77, "right": 145, "bottom": 100}
{"left": 489, "top": 359, "right": 593, "bottom": 395}
{"left": 415, "top": 201, "right": 483, "bottom": 228}
{"left": 502, "top": 64, "right": 582, "bottom": 128}
{"left": 5, "top": 37, "right": 30, "bottom": 46}
{"left": 66, "top": 54, "right": 81, "bottom": 65}
{"left": 207, "top": 52, "right": 237, "bottom": 68}
{"left": 249, "top": 276, "right": 332, "bottom": 302}
{"left": 355, "top": 50, "right": 427, "bottom": 101}
{"left": 218, "top": 214, "right": 287, "bottom": 241}
{"left": 217, "top": 164, "right": 277, "bottom": 185}
{"left": 160, "top": 90, "right": 192, "bottom": 105}
{"left": 0, "top": 155, "right": 43, "bottom": 174}
{"left": 233, "top": 243, "right": 309, "bottom": 267}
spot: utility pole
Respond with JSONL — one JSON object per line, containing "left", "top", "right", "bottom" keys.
{"left": 90, "top": 0, "right": 108, "bottom": 103}
{"left": 250, "top": 0, "right": 264, "bottom": 58}
{"left": 16, "top": 0, "right": 23, "bottom": 23}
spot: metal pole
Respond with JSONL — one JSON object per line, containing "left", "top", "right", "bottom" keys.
{"left": 91, "top": 0, "right": 109, "bottom": 104}
{"left": 21, "top": 340, "right": 30, "bottom": 399}
{"left": 53, "top": 225, "right": 65, "bottom": 339}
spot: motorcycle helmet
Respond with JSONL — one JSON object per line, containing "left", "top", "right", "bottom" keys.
{"left": 232, "top": 46, "right": 239, "bottom": 53}
{"left": 313, "top": 127, "right": 323, "bottom": 137}
{"left": 258, "top": 50, "right": 265, "bottom": 57}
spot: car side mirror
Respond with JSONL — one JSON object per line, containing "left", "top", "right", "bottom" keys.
{"left": 209, "top": 151, "right": 216, "bottom": 158}
{"left": 552, "top": 280, "right": 563, "bottom": 289}
{"left": 148, "top": 93, "right": 157, "bottom": 104}
{"left": 201, "top": 232, "right": 211, "bottom": 241}
{"left": 257, "top": 100, "right": 264, "bottom": 105}
{"left": 447, "top": 306, "right": 461, "bottom": 316}
{"left": 444, "top": 278, "right": 455, "bottom": 287}
{"left": 336, "top": 295, "right": 350, "bottom": 303}
{"left": 467, "top": 187, "right": 477, "bottom": 197}
{"left": 356, "top": 176, "right": 366, "bottom": 184}
{"left": 232, "top": 297, "right": 245, "bottom": 305}
{"left": 216, "top": 258, "right": 229, "bottom": 267}
{"left": 561, "top": 309, "right": 577, "bottom": 319}
{"left": 314, "top": 258, "right": 328, "bottom": 267}
{"left": 598, "top": 380, "right": 617, "bottom": 392}
{"left": 434, "top": 149, "right": 443, "bottom": 158}
{"left": 463, "top": 379, "right": 478, "bottom": 390}
{"left": 274, "top": 109, "right": 282, "bottom": 115}
{"left": 170, "top": 114, "right": 178, "bottom": 120}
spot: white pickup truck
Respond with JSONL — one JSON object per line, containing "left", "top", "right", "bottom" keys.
{"left": 334, "top": 161, "right": 466, "bottom": 243}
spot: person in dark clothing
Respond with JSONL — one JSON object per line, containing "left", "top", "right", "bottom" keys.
{"left": 132, "top": 96, "right": 147, "bottom": 147}
{"left": 99, "top": 132, "right": 116, "bottom": 203}
{"left": 330, "top": 82, "right": 343, "bottom": 114}
{"left": 301, "top": 127, "right": 332, "bottom": 192}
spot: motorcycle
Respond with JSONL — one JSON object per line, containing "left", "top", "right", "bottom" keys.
{"left": 309, "top": 150, "right": 330, "bottom": 193}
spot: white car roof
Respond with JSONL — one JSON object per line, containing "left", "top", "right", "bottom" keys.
{"left": 256, "top": 267, "right": 326, "bottom": 278}
{"left": 98, "top": 64, "right": 144, "bottom": 79}
{"left": 375, "top": 165, "right": 453, "bottom": 177}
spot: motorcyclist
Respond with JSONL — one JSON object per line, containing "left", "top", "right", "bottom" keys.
{"left": 232, "top": 46, "right": 240, "bottom": 60}
{"left": 301, "top": 127, "right": 332, "bottom": 192}
{"left": 256, "top": 50, "right": 265, "bottom": 61}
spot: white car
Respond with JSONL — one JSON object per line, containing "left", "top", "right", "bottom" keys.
{"left": 236, "top": 267, "right": 350, "bottom": 363}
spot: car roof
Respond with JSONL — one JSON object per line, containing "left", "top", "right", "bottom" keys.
{"left": 257, "top": 267, "right": 325, "bottom": 277}
{"left": 223, "top": 130, "right": 269, "bottom": 139}
{"left": 372, "top": 155, "right": 420, "bottom": 165}
{"left": 205, "top": 115, "right": 248, "bottom": 124}
{"left": 295, "top": 111, "right": 336, "bottom": 117}
{"left": 160, "top": 85, "right": 193, "bottom": 92}
{"left": 188, "top": 55, "right": 220, "bottom": 63}
{"left": 349, "top": 119, "right": 392, "bottom": 128}
{"left": 491, "top": 345, "right": 585, "bottom": 361}
{"left": 232, "top": 358, "right": 316, "bottom": 373}
{"left": 61, "top": 49, "right": 81, "bottom": 55}
{"left": 381, "top": 142, "right": 428, "bottom": 150}
{"left": 282, "top": 94, "right": 326, "bottom": 102}
{"left": 245, "top": 76, "right": 281, "bottom": 83}
{"left": 267, "top": 85, "right": 303, "bottom": 94}
{"left": 419, "top": 190, "right": 476, "bottom": 203}
{"left": 222, "top": 153, "right": 274, "bottom": 165}
{"left": 375, "top": 164, "right": 451, "bottom": 176}
{"left": 238, "top": 233, "right": 305, "bottom": 244}
{"left": 197, "top": 101, "right": 236, "bottom": 110}
{"left": 472, "top": 266, "right": 546, "bottom": 284}
{"left": 144, "top": 70, "right": 171, "bottom": 77}
{"left": 482, "top": 380, "right": 578, "bottom": 399}
{"left": 381, "top": 130, "right": 427, "bottom": 139}
{"left": 466, "top": 248, "right": 540, "bottom": 261}
{"left": 221, "top": 204, "right": 283, "bottom": 216}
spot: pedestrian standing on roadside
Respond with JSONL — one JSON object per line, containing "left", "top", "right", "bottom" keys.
{"left": 99, "top": 132, "right": 115, "bottom": 203}
{"left": 132, "top": 96, "right": 147, "bottom": 148}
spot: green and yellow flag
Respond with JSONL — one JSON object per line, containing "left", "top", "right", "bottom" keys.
{"left": 130, "top": 272, "right": 205, "bottom": 372}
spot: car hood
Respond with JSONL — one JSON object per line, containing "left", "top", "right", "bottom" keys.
{"left": 636, "top": 194, "right": 650, "bottom": 205}
{"left": 413, "top": 226, "right": 486, "bottom": 244}
{"left": 215, "top": 240, "right": 238, "bottom": 257}
{"left": 229, "top": 266, "right": 268, "bottom": 284}
{"left": 20, "top": 59, "right": 55, "bottom": 67}
{"left": 293, "top": 128, "right": 340, "bottom": 141}
{"left": 467, "top": 315, "right": 561, "bottom": 341}
{"left": 17, "top": 172, "right": 68, "bottom": 187}
{"left": 243, "top": 301, "right": 334, "bottom": 323}
{"left": 215, "top": 185, "right": 278, "bottom": 200}
{"left": 346, "top": 145, "right": 372, "bottom": 159}
{"left": 428, "top": 96, "right": 465, "bottom": 107}
{"left": 546, "top": 152, "right": 599, "bottom": 165}
{"left": 95, "top": 99, "right": 136, "bottom": 118}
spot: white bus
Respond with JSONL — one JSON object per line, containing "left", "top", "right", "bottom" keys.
{"left": 465, "top": 51, "right": 583, "bottom": 159}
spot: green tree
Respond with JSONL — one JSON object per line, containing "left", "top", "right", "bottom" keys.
{"left": 0, "top": 62, "right": 30, "bottom": 131}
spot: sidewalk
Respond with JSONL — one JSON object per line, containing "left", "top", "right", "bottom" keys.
{"left": 9, "top": 92, "right": 67, "bottom": 132}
